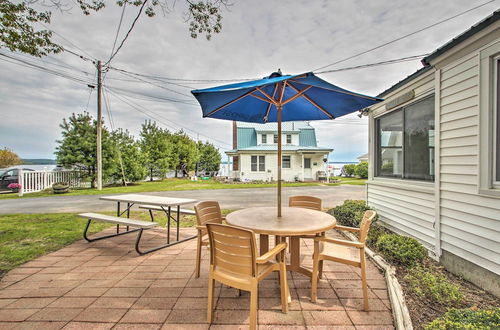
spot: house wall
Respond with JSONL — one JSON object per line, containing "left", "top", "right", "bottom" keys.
{"left": 237, "top": 153, "right": 326, "bottom": 182}
{"left": 258, "top": 133, "right": 299, "bottom": 146}
{"left": 368, "top": 24, "right": 500, "bottom": 295}
{"left": 367, "top": 70, "right": 437, "bottom": 251}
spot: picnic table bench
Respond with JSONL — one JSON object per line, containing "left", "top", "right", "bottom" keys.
{"left": 78, "top": 212, "right": 159, "bottom": 255}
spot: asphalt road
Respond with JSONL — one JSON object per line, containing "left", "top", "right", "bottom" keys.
{"left": 0, "top": 185, "right": 365, "bottom": 214}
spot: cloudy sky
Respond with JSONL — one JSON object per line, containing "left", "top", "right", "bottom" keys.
{"left": 0, "top": 0, "right": 498, "bottom": 162}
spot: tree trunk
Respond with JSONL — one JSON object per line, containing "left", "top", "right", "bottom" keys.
{"left": 150, "top": 168, "right": 153, "bottom": 181}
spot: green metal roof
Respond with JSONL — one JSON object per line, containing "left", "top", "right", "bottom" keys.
{"left": 299, "top": 128, "right": 317, "bottom": 147}
{"left": 226, "top": 145, "right": 332, "bottom": 153}
{"left": 237, "top": 127, "right": 256, "bottom": 149}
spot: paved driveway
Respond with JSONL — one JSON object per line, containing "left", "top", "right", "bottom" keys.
{"left": 0, "top": 185, "right": 365, "bottom": 214}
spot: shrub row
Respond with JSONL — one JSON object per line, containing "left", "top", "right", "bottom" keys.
{"left": 425, "top": 308, "right": 500, "bottom": 329}
{"left": 341, "top": 161, "right": 368, "bottom": 179}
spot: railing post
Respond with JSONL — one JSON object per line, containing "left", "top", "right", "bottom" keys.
{"left": 44, "top": 169, "right": 48, "bottom": 190}
{"left": 18, "top": 169, "right": 24, "bottom": 197}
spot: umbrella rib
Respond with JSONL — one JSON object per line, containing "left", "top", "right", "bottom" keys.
{"left": 250, "top": 93, "right": 274, "bottom": 104}
{"left": 288, "top": 83, "right": 334, "bottom": 119}
{"left": 282, "top": 86, "right": 312, "bottom": 105}
{"left": 255, "top": 87, "right": 278, "bottom": 105}
{"left": 263, "top": 83, "right": 278, "bottom": 122}
{"left": 204, "top": 88, "right": 258, "bottom": 117}
{"left": 289, "top": 79, "right": 380, "bottom": 101}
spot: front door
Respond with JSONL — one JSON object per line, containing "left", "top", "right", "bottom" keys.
{"left": 304, "top": 158, "right": 312, "bottom": 180}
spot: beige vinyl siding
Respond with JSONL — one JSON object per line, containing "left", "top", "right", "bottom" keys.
{"left": 438, "top": 52, "right": 500, "bottom": 275}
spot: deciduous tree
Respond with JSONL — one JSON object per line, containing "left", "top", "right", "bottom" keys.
{"left": 197, "top": 141, "right": 221, "bottom": 175}
{"left": 139, "top": 121, "right": 172, "bottom": 180}
{"left": 0, "top": 148, "right": 22, "bottom": 168}
{"left": 0, "top": 0, "right": 228, "bottom": 57}
{"left": 171, "top": 131, "right": 199, "bottom": 177}
{"left": 111, "top": 128, "right": 148, "bottom": 185}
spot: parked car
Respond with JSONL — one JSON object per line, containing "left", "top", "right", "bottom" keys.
{"left": 0, "top": 168, "right": 34, "bottom": 190}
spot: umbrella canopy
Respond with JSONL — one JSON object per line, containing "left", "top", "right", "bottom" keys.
{"left": 192, "top": 71, "right": 382, "bottom": 216}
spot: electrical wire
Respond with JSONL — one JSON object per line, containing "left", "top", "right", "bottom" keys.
{"left": 315, "top": 54, "right": 429, "bottom": 74}
{"left": 105, "top": 85, "right": 198, "bottom": 105}
{"left": 312, "top": 0, "right": 498, "bottom": 72}
{"left": 109, "top": 2, "right": 128, "bottom": 63}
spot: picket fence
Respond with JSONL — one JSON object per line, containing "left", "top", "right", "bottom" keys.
{"left": 18, "top": 170, "right": 88, "bottom": 196}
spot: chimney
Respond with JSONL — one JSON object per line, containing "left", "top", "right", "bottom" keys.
{"left": 232, "top": 121, "right": 239, "bottom": 171}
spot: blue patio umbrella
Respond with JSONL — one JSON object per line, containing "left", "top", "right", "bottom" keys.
{"left": 191, "top": 71, "right": 382, "bottom": 216}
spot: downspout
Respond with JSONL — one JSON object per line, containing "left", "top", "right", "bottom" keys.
{"left": 433, "top": 68, "right": 442, "bottom": 260}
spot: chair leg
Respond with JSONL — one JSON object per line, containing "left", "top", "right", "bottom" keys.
{"left": 195, "top": 234, "right": 202, "bottom": 278}
{"left": 207, "top": 276, "right": 215, "bottom": 323}
{"left": 249, "top": 281, "right": 258, "bottom": 330}
{"left": 311, "top": 253, "right": 320, "bottom": 303}
{"left": 360, "top": 251, "right": 369, "bottom": 311}
{"left": 279, "top": 260, "right": 289, "bottom": 313}
{"left": 318, "top": 260, "right": 324, "bottom": 279}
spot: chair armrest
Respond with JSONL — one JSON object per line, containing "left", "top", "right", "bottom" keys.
{"left": 256, "top": 243, "right": 287, "bottom": 264}
{"left": 335, "top": 225, "right": 360, "bottom": 232}
{"left": 314, "top": 237, "right": 364, "bottom": 248}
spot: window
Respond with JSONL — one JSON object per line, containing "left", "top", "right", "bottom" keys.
{"left": 261, "top": 134, "right": 267, "bottom": 144}
{"left": 251, "top": 155, "right": 265, "bottom": 172}
{"left": 376, "top": 95, "right": 435, "bottom": 181}
{"left": 273, "top": 134, "right": 278, "bottom": 144}
{"left": 286, "top": 134, "right": 292, "bottom": 144}
{"left": 282, "top": 155, "right": 291, "bottom": 168}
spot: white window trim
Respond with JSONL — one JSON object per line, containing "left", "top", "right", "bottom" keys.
{"left": 478, "top": 40, "right": 500, "bottom": 197}
{"left": 251, "top": 155, "right": 266, "bottom": 172}
{"left": 282, "top": 155, "right": 291, "bottom": 169}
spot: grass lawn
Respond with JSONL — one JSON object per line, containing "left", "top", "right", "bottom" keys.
{"left": 326, "top": 176, "right": 367, "bottom": 186}
{"left": 0, "top": 178, "right": 320, "bottom": 200}
{"left": 0, "top": 210, "right": 231, "bottom": 277}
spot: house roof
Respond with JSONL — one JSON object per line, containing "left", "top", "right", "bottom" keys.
{"left": 225, "top": 145, "right": 333, "bottom": 153}
{"left": 377, "top": 10, "right": 500, "bottom": 97}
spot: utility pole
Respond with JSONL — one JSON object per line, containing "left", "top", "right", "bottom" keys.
{"left": 96, "top": 60, "right": 103, "bottom": 190}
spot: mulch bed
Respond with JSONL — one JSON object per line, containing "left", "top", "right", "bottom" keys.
{"left": 395, "top": 258, "right": 500, "bottom": 329}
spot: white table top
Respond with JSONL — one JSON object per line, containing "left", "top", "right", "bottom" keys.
{"left": 100, "top": 194, "right": 197, "bottom": 206}
{"left": 226, "top": 206, "right": 336, "bottom": 236}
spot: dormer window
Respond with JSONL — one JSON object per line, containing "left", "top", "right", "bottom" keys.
{"left": 286, "top": 134, "right": 292, "bottom": 144}
{"left": 261, "top": 134, "right": 267, "bottom": 144}
{"left": 273, "top": 134, "right": 278, "bottom": 144}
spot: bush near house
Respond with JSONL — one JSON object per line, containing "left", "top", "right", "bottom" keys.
{"left": 424, "top": 308, "right": 500, "bottom": 330}
{"left": 328, "top": 199, "right": 372, "bottom": 227}
{"left": 354, "top": 161, "right": 368, "bottom": 178}
{"left": 342, "top": 164, "right": 356, "bottom": 177}
{"left": 406, "top": 265, "right": 463, "bottom": 305}
{"left": 376, "top": 233, "right": 428, "bottom": 266}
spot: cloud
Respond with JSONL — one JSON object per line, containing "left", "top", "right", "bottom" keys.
{"left": 0, "top": 0, "right": 497, "bottom": 161}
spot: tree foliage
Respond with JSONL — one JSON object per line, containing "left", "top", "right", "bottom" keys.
{"left": 197, "top": 141, "right": 220, "bottom": 174}
{"left": 111, "top": 128, "right": 148, "bottom": 185}
{"left": 55, "top": 112, "right": 117, "bottom": 187}
{"left": 139, "top": 120, "right": 172, "bottom": 180}
{"left": 171, "top": 130, "right": 199, "bottom": 177}
{"left": 0, "top": 147, "right": 22, "bottom": 168}
{"left": 0, "top": 0, "right": 228, "bottom": 56}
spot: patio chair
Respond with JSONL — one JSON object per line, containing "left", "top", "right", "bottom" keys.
{"left": 193, "top": 201, "right": 225, "bottom": 278}
{"left": 288, "top": 195, "right": 323, "bottom": 250}
{"left": 311, "top": 210, "right": 377, "bottom": 311}
{"left": 206, "top": 223, "right": 289, "bottom": 330}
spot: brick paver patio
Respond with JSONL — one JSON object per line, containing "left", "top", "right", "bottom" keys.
{"left": 0, "top": 227, "right": 394, "bottom": 329}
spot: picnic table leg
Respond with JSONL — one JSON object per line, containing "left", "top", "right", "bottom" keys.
{"left": 126, "top": 202, "right": 130, "bottom": 231}
{"left": 167, "top": 206, "right": 171, "bottom": 244}
{"left": 116, "top": 202, "right": 120, "bottom": 233}
{"left": 176, "top": 205, "right": 180, "bottom": 241}
{"left": 260, "top": 234, "right": 269, "bottom": 255}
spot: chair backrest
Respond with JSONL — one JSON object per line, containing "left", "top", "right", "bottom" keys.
{"left": 359, "top": 210, "right": 377, "bottom": 243}
{"left": 206, "top": 223, "right": 257, "bottom": 277}
{"left": 194, "top": 201, "right": 223, "bottom": 226}
{"left": 289, "top": 196, "right": 322, "bottom": 211}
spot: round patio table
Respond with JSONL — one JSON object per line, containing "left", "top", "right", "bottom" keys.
{"left": 226, "top": 206, "right": 336, "bottom": 278}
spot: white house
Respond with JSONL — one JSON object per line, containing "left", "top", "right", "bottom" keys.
{"left": 366, "top": 11, "right": 500, "bottom": 295}
{"left": 226, "top": 121, "right": 332, "bottom": 182}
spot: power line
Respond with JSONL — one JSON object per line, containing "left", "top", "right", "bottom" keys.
{"left": 105, "top": 85, "right": 198, "bottom": 105}
{"left": 315, "top": 54, "right": 429, "bottom": 74}
{"left": 109, "top": 3, "right": 128, "bottom": 63}
{"left": 106, "top": 0, "right": 148, "bottom": 65}
{"left": 312, "top": 0, "right": 498, "bottom": 72}
{"left": 38, "top": 22, "right": 96, "bottom": 61}
{"left": 105, "top": 86, "right": 232, "bottom": 149}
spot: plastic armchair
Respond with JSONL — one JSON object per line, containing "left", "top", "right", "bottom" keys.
{"left": 206, "top": 223, "right": 289, "bottom": 330}
{"left": 311, "top": 210, "right": 377, "bottom": 311}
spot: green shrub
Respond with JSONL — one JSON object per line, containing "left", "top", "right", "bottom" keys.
{"left": 342, "top": 164, "right": 356, "bottom": 177}
{"left": 328, "top": 200, "right": 371, "bottom": 227}
{"left": 366, "top": 223, "right": 389, "bottom": 247}
{"left": 355, "top": 161, "right": 368, "bottom": 178}
{"left": 406, "top": 266, "right": 463, "bottom": 306}
{"left": 425, "top": 308, "right": 500, "bottom": 330}
{"left": 375, "top": 233, "right": 427, "bottom": 266}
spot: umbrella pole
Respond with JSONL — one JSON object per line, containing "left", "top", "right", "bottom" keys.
{"left": 277, "top": 105, "right": 282, "bottom": 217}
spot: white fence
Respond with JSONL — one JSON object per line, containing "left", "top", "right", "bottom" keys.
{"left": 18, "top": 170, "right": 87, "bottom": 196}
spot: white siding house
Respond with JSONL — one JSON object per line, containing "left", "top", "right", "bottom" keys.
{"left": 226, "top": 121, "right": 332, "bottom": 182}
{"left": 367, "top": 11, "right": 500, "bottom": 296}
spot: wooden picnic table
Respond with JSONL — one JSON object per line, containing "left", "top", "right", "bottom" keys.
{"left": 99, "top": 194, "right": 197, "bottom": 253}
{"left": 226, "top": 206, "right": 336, "bottom": 278}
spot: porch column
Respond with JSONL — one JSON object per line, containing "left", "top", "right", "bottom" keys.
{"left": 301, "top": 153, "right": 305, "bottom": 182}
